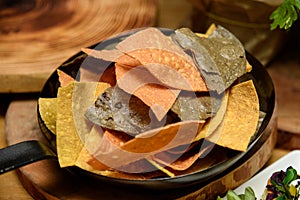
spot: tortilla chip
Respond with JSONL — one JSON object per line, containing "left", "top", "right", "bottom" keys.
{"left": 171, "top": 91, "right": 223, "bottom": 121}
{"left": 246, "top": 61, "right": 252, "bottom": 72}
{"left": 207, "top": 80, "right": 259, "bottom": 151}
{"left": 98, "top": 65, "right": 116, "bottom": 86}
{"left": 91, "top": 120, "right": 205, "bottom": 170}
{"left": 115, "top": 64, "right": 180, "bottom": 121}
{"left": 169, "top": 143, "right": 230, "bottom": 177}
{"left": 56, "top": 81, "right": 110, "bottom": 167}
{"left": 57, "top": 69, "right": 75, "bottom": 87}
{"left": 118, "top": 48, "right": 207, "bottom": 91}
{"left": 82, "top": 48, "right": 141, "bottom": 67}
{"left": 84, "top": 130, "right": 157, "bottom": 174}
{"left": 38, "top": 98, "right": 57, "bottom": 134}
{"left": 174, "top": 26, "right": 246, "bottom": 94}
{"left": 56, "top": 82, "right": 82, "bottom": 167}
{"left": 147, "top": 159, "right": 175, "bottom": 177}
{"left": 152, "top": 142, "right": 214, "bottom": 171}
{"left": 76, "top": 147, "right": 155, "bottom": 180}
{"left": 115, "top": 28, "right": 207, "bottom": 91}
{"left": 193, "top": 90, "right": 229, "bottom": 142}
{"left": 82, "top": 48, "right": 123, "bottom": 61}
{"left": 85, "top": 86, "right": 176, "bottom": 135}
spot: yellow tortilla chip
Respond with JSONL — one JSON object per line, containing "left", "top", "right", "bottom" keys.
{"left": 147, "top": 159, "right": 175, "bottom": 177}
{"left": 207, "top": 80, "right": 259, "bottom": 151}
{"left": 38, "top": 98, "right": 57, "bottom": 134}
{"left": 193, "top": 90, "right": 229, "bottom": 142}
{"left": 196, "top": 24, "right": 216, "bottom": 38}
{"left": 56, "top": 81, "right": 110, "bottom": 167}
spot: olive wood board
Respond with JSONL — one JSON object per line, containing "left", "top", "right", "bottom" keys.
{"left": 4, "top": 100, "right": 277, "bottom": 199}
{"left": 0, "top": 0, "right": 157, "bottom": 93}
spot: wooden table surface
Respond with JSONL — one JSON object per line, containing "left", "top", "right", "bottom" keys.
{"left": 0, "top": 0, "right": 299, "bottom": 199}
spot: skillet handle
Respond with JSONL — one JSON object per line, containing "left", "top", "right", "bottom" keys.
{"left": 0, "top": 140, "right": 55, "bottom": 174}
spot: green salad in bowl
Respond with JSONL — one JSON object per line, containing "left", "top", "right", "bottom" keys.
{"left": 219, "top": 166, "right": 300, "bottom": 200}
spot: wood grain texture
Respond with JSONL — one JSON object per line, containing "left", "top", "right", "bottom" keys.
{"left": 0, "top": 0, "right": 157, "bottom": 93}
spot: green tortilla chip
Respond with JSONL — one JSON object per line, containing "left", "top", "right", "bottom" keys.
{"left": 173, "top": 26, "right": 246, "bottom": 94}
{"left": 171, "top": 91, "right": 223, "bottom": 121}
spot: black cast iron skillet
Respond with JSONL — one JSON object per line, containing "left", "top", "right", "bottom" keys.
{"left": 0, "top": 28, "right": 275, "bottom": 195}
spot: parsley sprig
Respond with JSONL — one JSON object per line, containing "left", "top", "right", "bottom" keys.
{"left": 270, "top": 0, "right": 300, "bottom": 30}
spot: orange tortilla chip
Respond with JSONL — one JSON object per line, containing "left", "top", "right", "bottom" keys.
{"left": 116, "top": 63, "right": 180, "bottom": 120}
{"left": 116, "top": 28, "right": 207, "bottom": 92}
{"left": 91, "top": 120, "right": 205, "bottom": 170}
{"left": 152, "top": 142, "right": 214, "bottom": 171}
{"left": 207, "top": 80, "right": 259, "bottom": 151}
{"left": 116, "top": 28, "right": 193, "bottom": 64}
{"left": 82, "top": 48, "right": 141, "bottom": 67}
{"left": 85, "top": 130, "right": 158, "bottom": 174}
{"left": 122, "top": 48, "right": 208, "bottom": 91}
{"left": 81, "top": 48, "right": 123, "bottom": 61}
{"left": 170, "top": 144, "right": 230, "bottom": 177}
{"left": 82, "top": 28, "right": 208, "bottom": 92}
{"left": 57, "top": 69, "right": 75, "bottom": 86}
{"left": 76, "top": 147, "right": 156, "bottom": 180}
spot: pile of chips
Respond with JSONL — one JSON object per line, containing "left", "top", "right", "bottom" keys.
{"left": 38, "top": 25, "right": 260, "bottom": 179}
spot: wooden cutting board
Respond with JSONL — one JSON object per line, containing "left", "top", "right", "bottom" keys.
{"left": 0, "top": 0, "right": 157, "bottom": 93}
{"left": 4, "top": 100, "right": 277, "bottom": 199}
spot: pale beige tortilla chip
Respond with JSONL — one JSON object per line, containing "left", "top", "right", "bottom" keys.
{"left": 38, "top": 98, "right": 57, "bottom": 134}
{"left": 56, "top": 81, "right": 110, "bottom": 167}
{"left": 207, "top": 80, "right": 259, "bottom": 151}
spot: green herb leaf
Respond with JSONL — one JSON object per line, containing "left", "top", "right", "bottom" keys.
{"left": 270, "top": 0, "right": 300, "bottom": 30}
{"left": 226, "top": 190, "right": 242, "bottom": 200}
{"left": 283, "top": 167, "right": 298, "bottom": 185}
{"left": 271, "top": 179, "right": 286, "bottom": 193}
{"left": 244, "top": 187, "right": 256, "bottom": 200}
